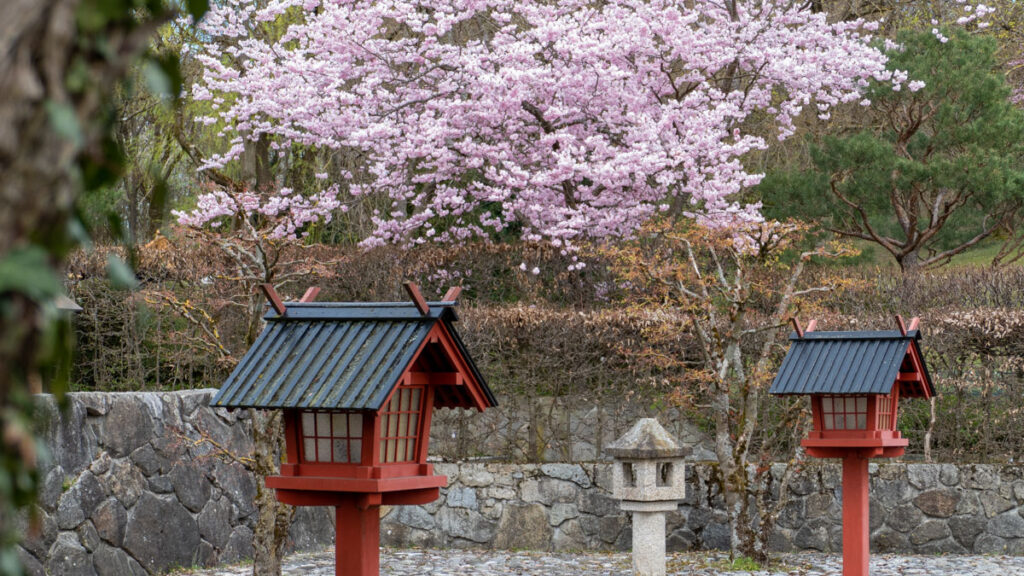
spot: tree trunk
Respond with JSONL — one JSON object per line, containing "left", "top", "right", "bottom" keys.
{"left": 250, "top": 410, "right": 294, "bottom": 576}
{"left": 898, "top": 249, "right": 919, "bottom": 271}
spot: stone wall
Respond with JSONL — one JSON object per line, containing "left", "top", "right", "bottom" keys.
{"left": 381, "top": 461, "right": 1024, "bottom": 556}
{"left": 18, "top": 390, "right": 334, "bottom": 576}
{"left": 20, "top": 390, "right": 1024, "bottom": 575}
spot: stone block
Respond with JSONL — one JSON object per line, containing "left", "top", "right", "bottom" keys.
{"left": 975, "top": 533, "right": 1010, "bottom": 554}
{"left": 222, "top": 525, "right": 255, "bottom": 563}
{"left": 129, "top": 445, "right": 161, "bottom": 477}
{"left": 553, "top": 519, "right": 588, "bottom": 551}
{"left": 579, "top": 514, "right": 627, "bottom": 546}
{"left": 212, "top": 460, "right": 257, "bottom": 519}
{"left": 17, "top": 546, "right": 44, "bottom": 576}
{"left": 988, "top": 511, "right": 1024, "bottom": 539}
{"left": 75, "top": 473, "right": 106, "bottom": 519}
{"left": 774, "top": 499, "right": 804, "bottom": 530}
{"left": 91, "top": 498, "right": 127, "bottom": 547}
{"left": 872, "top": 527, "right": 910, "bottom": 553}
{"left": 914, "top": 489, "right": 960, "bottom": 518}
{"left": 382, "top": 524, "right": 438, "bottom": 548}
{"left": 57, "top": 489, "right": 85, "bottom": 530}
{"left": 105, "top": 460, "right": 145, "bottom": 508}
{"left": 787, "top": 473, "right": 817, "bottom": 497}
{"left": 872, "top": 476, "right": 910, "bottom": 508}
{"left": 765, "top": 527, "right": 793, "bottom": 553}
{"left": 579, "top": 490, "right": 619, "bottom": 517}
{"left": 38, "top": 465, "right": 65, "bottom": 512}
{"left": 38, "top": 395, "right": 94, "bottom": 476}
{"left": 102, "top": 395, "right": 156, "bottom": 457}
{"left": 907, "top": 464, "right": 939, "bottom": 490}
{"left": 123, "top": 493, "right": 200, "bottom": 574}
{"left": 794, "top": 522, "right": 828, "bottom": 551}
{"left": 869, "top": 499, "right": 885, "bottom": 531}
{"left": 549, "top": 503, "right": 579, "bottom": 526}
{"left": 179, "top": 389, "right": 216, "bottom": 418}
{"left": 386, "top": 505, "right": 436, "bottom": 532}
{"left": 909, "top": 520, "right": 950, "bottom": 546}
{"left": 74, "top": 393, "right": 110, "bottom": 417}
{"left": 434, "top": 462, "right": 460, "bottom": 483}
{"left": 147, "top": 475, "right": 174, "bottom": 494}
{"left": 700, "top": 521, "right": 731, "bottom": 551}
{"left": 459, "top": 466, "right": 495, "bottom": 487}
{"left": 540, "top": 463, "right": 592, "bottom": 487}
{"left": 197, "top": 497, "right": 234, "bottom": 549}
{"left": 445, "top": 485, "right": 479, "bottom": 510}
{"left": 939, "top": 464, "right": 959, "bottom": 486}
{"left": 169, "top": 461, "right": 211, "bottom": 513}
{"left": 21, "top": 509, "right": 57, "bottom": 560}
{"left": 521, "top": 478, "right": 579, "bottom": 506}
{"left": 438, "top": 508, "right": 497, "bottom": 544}
{"left": 89, "top": 453, "right": 111, "bottom": 476}
{"left": 193, "top": 406, "right": 252, "bottom": 456}
{"left": 963, "top": 465, "right": 998, "bottom": 490}
{"left": 486, "top": 486, "right": 516, "bottom": 500}
{"left": 45, "top": 532, "right": 94, "bottom": 576}
{"left": 286, "top": 505, "right": 335, "bottom": 552}
{"left": 980, "top": 491, "right": 1015, "bottom": 518}
{"left": 494, "top": 503, "right": 552, "bottom": 549}
{"left": 886, "top": 503, "right": 924, "bottom": 533}
{"left": 150, "top": 435, "right": 188, "bottom": 475}
{"left": 949, "top": 515, "right": 987, "bottom": 550}
{"left": 805, "top": 493, "right": 833, "bottom": 519}
{"left": 197, "top": 540, "right": 217, "bottom": 567}
{"left": 76, "top": 520, "right": 101, "bottom": 552}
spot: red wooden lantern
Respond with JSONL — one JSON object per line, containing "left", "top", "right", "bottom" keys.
{"left": 211, "top": 284, "right": 495, "bottom": 575}
{"left": 770, "top": 316, "right": 935, "bottom": 576}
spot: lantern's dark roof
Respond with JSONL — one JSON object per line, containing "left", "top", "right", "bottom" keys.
{"left": 211, "top": 301, "right": 495, "bottom": 411}
{"left": 769, "top": 330, "right": 934, "bottom": 397}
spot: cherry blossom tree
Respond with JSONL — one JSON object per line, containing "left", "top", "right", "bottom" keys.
{"left": 182, "top": 0, "right": 902, "bottom": 254}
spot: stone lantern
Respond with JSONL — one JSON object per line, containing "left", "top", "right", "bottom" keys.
{"left": 606, "top": 418, "right": 690, "bottom": 576}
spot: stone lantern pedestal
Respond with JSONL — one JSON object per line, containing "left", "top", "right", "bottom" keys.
{"left": 606, "top": 418, "right": 690, "bottom": 576}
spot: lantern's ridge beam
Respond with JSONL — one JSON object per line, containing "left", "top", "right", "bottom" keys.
{"left": 301, "top": 286, "right": 321, "bottom": 302}
{"left": 786, "top": 329, "right": 920, "bottom": 341}
{"left": 261, "top": 283, "right": 287, "bottom": 316}
{"left": 790, "top": 317, "right": 818, "bottom": 338}
{"left": 404, "top": 282, "right": 430, "bottom": 316}
{"left": 442, "top": 286, "right": 463, "bottom": 302}
{"left": 790, "top": 317, "right": 804, "bottom": 338}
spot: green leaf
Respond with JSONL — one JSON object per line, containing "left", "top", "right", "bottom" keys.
{"left": 0, "top": 247, "right": 61, "bottom": 302}
{"left": 45, "top": 101, "right": 82, "bottom": 149}
{"left": 143, "top": 52, "right": 184, "bottom": 106}
{"left": 106, "top": 254, "right": 139, "bottom": 290}
{"left": 143, "top": 60, "right": 173, "bottom": 102}
{"left": 186, "top": 0, "right": 210, "bottom": 20}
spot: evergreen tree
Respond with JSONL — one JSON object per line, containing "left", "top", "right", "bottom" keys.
{"left": 761, "top": 29, "right": 1024, "bottom": 272}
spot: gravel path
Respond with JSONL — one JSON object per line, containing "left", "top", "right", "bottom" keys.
{"left": 181, "top": 547, "right": 1024, "bottom": 575}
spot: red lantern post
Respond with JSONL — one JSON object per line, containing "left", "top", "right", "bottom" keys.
{"left": 212, "top": 284, "right": 495, "bottom": 575}
{"left": 770, "top": 317, "right": 935, "bottom": 576}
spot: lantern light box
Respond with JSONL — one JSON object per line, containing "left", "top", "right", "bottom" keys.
{"left": 211, "top": 283, "right": 495, "bottom": 576}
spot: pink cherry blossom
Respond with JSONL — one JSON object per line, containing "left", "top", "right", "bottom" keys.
{"left": 183, "top": 0, "right": 906, "bottom": 247}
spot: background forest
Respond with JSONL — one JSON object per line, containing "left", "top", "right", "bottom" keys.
{"left": 65, "top": 0, "right": 1024, "bottom": 463}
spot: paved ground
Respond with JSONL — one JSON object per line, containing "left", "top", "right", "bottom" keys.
{"left": 182, "top": 547, "right": 1024, "bottom": 575}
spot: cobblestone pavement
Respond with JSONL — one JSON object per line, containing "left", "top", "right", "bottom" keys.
{"left": 181, "top": 547, "right": 1024, "bottom": 575}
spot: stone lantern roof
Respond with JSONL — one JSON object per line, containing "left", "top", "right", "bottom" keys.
{"left": 606, "top": 418, "right": 690, "bottom": 460}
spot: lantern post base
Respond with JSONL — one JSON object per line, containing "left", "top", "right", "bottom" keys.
{"left": 335, "top": 499, "right": 380, "bottom": 576}
{"left": 841, "top": 452, "right": 870, "bottom": 576}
